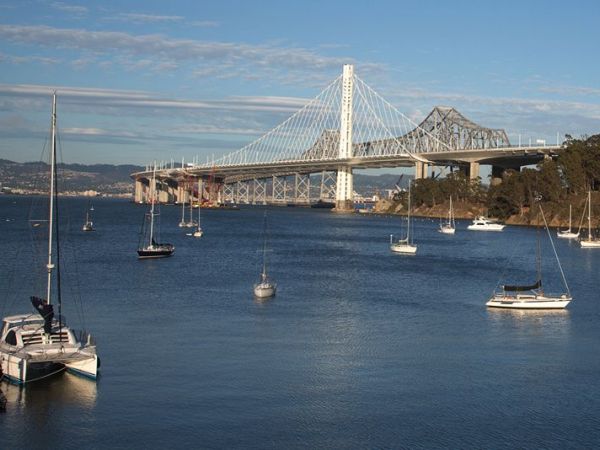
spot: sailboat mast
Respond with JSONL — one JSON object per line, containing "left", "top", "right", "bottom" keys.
{"left": 149, "top": 164, "right": 156, "bottom": 245}
{"left": 46, "top": 93, "right": 57, "bottom": 306}
{"left": 588, "top": 191, "right": 592, "bottom": 242}
{"left": 569, "top": 204, "right": 572, "bottom": 231}
{"left": 407, "top": 182, "right": 411, "bottom": 243}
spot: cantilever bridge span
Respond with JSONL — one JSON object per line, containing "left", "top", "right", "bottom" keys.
{"left": 131, "top": 65, "right": 561, "bottom": 209}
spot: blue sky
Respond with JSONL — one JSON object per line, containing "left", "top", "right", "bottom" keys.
{"left": 0, "top": 0, "right": 599, "bottom": 165}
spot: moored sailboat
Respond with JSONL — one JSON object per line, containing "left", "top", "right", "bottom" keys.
{"left": 0, "top": 94, "right": 99, "bottom": 383}
{"left": 254, "top": 212, "right": 276, "bottom": 298}
{"left": 192, "top": 181, "right": 203, "bottom": 238}
{"left": 390, "top": 182, "right": 417, "bottom": 254}
{"left": 439, "top": 196, "right": 456, "bottom": 234}
{"left": 486, "top": 203, "right": 572, "bottom": 309}
{"left": 557, "top": 204, "right": 579, "bottom": 239}
{"left": 580, "top": 191, "right": 600, "bottom": 248}
{"left": 137, "top": 165, "right": 175, "bottom": 258}
{"left": 82, "top": 207, "right": 94, "bottom": 232}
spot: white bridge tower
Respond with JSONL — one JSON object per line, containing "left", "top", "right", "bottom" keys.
{"left": 335, "top": 64, "right": 354, "bottom": 212}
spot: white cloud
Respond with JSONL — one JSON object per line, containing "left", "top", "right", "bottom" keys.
{"left": 0, "top": 24, "right": 368, "bottom": 84}
{"left": 112, "top": 13, "right": 185, "bottom": 24}
{"left": 50, "top": 2, "right": 88, "bottom": 16}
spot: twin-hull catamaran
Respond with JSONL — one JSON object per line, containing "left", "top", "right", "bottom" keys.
{"left": 390, "top": 183, "right": 417, "bottom": 254}
{"left": 0, "top": 94, "right": 99, "bottom": 384}
{"left": 486, "top": 203, "right": 572, "bottom": 309}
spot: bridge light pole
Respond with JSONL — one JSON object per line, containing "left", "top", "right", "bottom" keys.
{"left": 335, "top": 64, "right": 355, "bottom": 212}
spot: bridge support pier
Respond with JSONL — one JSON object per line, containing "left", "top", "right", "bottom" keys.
{"left": 335, "top": 166, "right": 354, "bottom": 211}
{"left": 294, "top": 173, "right": 310, "bottom": 205}
{"left": 134, "top": 179, "right": 145, "bottom": 203}
{"left": 469, "top": 162, "right": 480, "bottom": 180}
{"left": 334, "top": 64, "right": 355, "bottom": 213}
{"left": 414, "top": 161, "right": 429, "bottom": 180}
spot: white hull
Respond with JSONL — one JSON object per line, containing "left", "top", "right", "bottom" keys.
{"left": 580, "top": 239, "right": 600, "bottom": 248}
{"left": 1, "top": 345, "right": 98, "bottom": 384}
{"left": 557, "top": 231, "right": 579, "bottom": 239}
{"left": 254, "top": 283, "right": 276, "bottom": 298}
{"left": 439, "top": 226, "right": 455, "bottom": 234}
{"left": 192, "top": 229, "right": 203, "bottom": 238}
{"left": 486, "top": 294, "right": 571, "bottom": 309}
{"left": 390, "top": 243, "right": 417, "bottom": 254}
{"left": 467, "top": 224, "right": 505, "bottom": 231}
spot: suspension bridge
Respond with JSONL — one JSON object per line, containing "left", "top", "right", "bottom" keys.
{"left": 131, "top": 64, "right": 561, "bottom": 210}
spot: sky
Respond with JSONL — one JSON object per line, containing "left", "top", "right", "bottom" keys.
{"left": 0, "top": 0, "right": 599, "bottom": 166}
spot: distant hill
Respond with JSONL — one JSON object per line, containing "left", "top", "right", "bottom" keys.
{"left": 0, "top": 158, "right": 409, "bottom": 197}
{"left": 0, "top": 159, "right": 143, "bottom": 194}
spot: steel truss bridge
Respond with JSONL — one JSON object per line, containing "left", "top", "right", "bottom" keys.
{"left": 132, "top": 65, "right": 561, "bottom": 209}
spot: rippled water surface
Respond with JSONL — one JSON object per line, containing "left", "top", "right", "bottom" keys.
{"left": 1, "top": 196, "right": 599, "bottom": 449}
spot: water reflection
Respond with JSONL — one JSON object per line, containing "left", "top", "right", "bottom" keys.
{"left": 486, "top": 308, "right": 571, "bottom": 338}
{"left": 1, "top": 372, "right": 97, "bottom": 410}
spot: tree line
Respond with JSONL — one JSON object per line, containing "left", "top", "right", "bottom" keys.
{"left": 402, "top": 134, "right": 600, "bottom": 221}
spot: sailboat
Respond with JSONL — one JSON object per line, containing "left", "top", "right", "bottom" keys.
{"left": 0, "top": 93, "right": 99, "bottom": 383}
{"left": 178, "top": 184, "right": 197, "bottom": 228}
{"left": 580, "top": 190, "right": 600, "bottom": 248}
{"left": 254, "top": 212, "right": 276, "bottom": 298}
{"left": 390, "top": 182, "right": 417, "bottom": 254}
{"left": 82, "top": 206, "right": 94, "bottom": 232}
{"left": 557, "top": 204, "right": 579, "bottom": 239}
{"left": 192, "top": 181, "right": 203, "bottom": 238}
{"left": 486, "top": 203, "right": 572, "bottom": 309}
{"left": 439, "top": 196, "right": 456, "bottom": 234}
{"left": 137, "top": 165, "right": 175, "bottom": 258}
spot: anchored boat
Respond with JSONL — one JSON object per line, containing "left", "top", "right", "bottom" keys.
{"left": 486, "top": 203, "right": 572, "bottom": 309}
{"left": 390, "top": 182, "right": 417, "bottom": 254}
{"left": 254, "top": 212, "right": 276, "bottom": 298}
{"left": 0, "top": 94, "right": 99, "bottom": 384}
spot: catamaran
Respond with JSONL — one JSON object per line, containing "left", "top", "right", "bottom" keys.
{"left": 486, "top": 203, "right": 572, "bottom": 309}
{"left": 0, "top": 94, "right": 99, "bottom": 383}
{"left": 254, "top": 212, "right": 276, "bottom": 298}
{"left": 390, "top": 183, "right": 417, "bottom": 254}
{"left": 439, "top": 196, "right": 456, "bottom": 234}
{"left": 557, "top": 204, "right": 579, "bottom": 239}
{"left": 137, "top": 165, "right": 175, "bottom": 258}
{"left": 580, "top": 190, "right": 600, "bottom": 248}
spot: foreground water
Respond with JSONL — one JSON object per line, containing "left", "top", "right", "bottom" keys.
{"left": 0, "top": 196, "right": 599, "bottom": 449}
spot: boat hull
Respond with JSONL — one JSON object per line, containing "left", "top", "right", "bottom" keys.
{"left": 580, "top": 240, "right": 600, "bottom": 248}
{"left": 1, "top": 352, "right": 97, "bottom": 384}
{"left": 439, "top": 226, "right": 455, "bottom": 234}
{"left": 137, "top": 244, "right": 174, "bottom": 258}
{"left": 467, "top": 224, "right": 505, "bottom": 231}
{"left": 254, "top": 283, "right": 276, "bottom": 298}
{"left": 557, "top": 231, "right": 578, "bottom": 239}
{"left": 486, "top": 294, "right": 571, "bottom": 309}
{"left": 390, "top": 243, "right": 417, "bottom": 254}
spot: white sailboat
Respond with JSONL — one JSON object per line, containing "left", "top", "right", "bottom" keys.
{"left": 580, "top": 190, "right": 600, "bottom": 248}
{"left": 254, "top": 212, "right": 276, "bottom": 298}
{"left": 390, "top": 183, "right": 417, "bottom": 254}
{"left": 82, "top": 207, "right": 94, "bottom": 232}
{"left": 439, "top": 196, "right": 456, "bottom": 234}
{"left": 192, "top": 180, "right": 203, "bottom": 238}
{"left": 137, "top": 165, "right": 175, "bottom": 258}
{"left": 178, "top": 186, "right": 197, "bottom": 228}
{"left": 0, "top": 94, "right": 99, "bottom": 384}
{"left": 487, "top": 203, "right": 572, "bottom": 309}
{"left": 557, "top": 204, "right": 579, "bottom": 239}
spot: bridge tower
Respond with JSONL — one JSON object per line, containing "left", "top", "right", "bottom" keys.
{"left": 335, "top": 64, "right": 354, "bottom": 212}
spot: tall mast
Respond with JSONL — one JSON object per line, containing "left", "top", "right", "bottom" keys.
{"left": 569, "top": 204, "right": 572, "bottom": 231}
{"left": 407, "top": 182, "right": 411, "bottom": 243}
{"left": 149, "top": 163, "right": 156, "bottom": 245}
{"left": 588, "top": 191, "right": 592, "bottom": 242}
{"left": 46, "top": 93, "right": 57, "bottom": 306}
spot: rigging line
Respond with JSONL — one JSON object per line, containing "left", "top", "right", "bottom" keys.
{"left": 539, "top": 204, "right": 571, "bottom": 296}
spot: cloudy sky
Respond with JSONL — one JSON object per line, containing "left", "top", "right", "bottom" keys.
{"left": 1, "top": 0, "right": 599, "bottom": 165}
